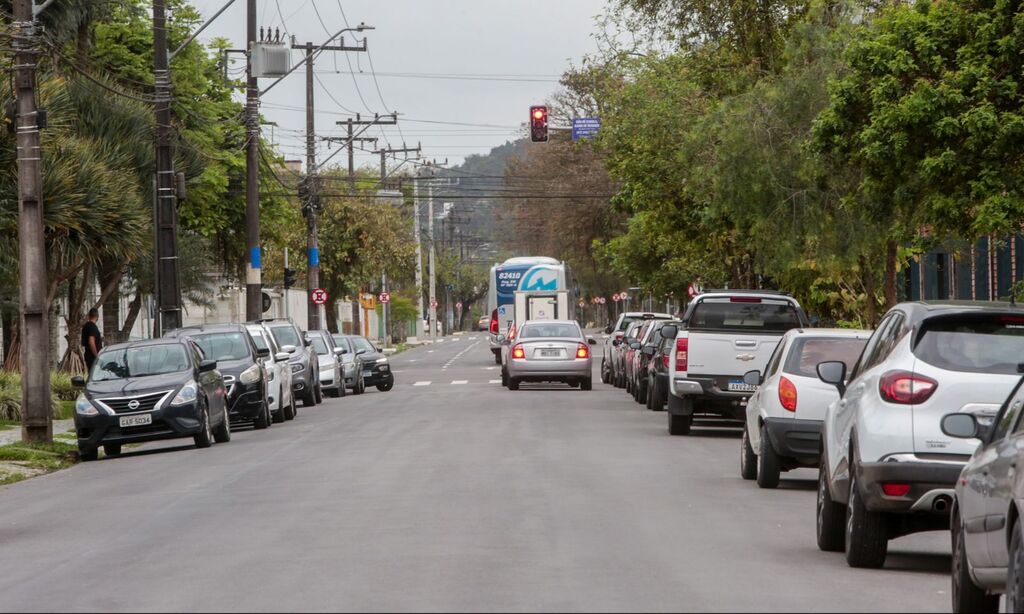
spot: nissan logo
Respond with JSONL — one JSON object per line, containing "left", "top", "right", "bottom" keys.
{"left": 127, "top": 399, "right": 140, "bottom": 410}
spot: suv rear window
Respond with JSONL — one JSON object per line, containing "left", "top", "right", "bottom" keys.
{"left": 689, "top": 299, "right": 803, "bottom": 332}
{"left": 914, "top": 315, "right": 1024, "bottom": 374}
{"left": 784, "top": 337, "right": 868, "bottom": 378}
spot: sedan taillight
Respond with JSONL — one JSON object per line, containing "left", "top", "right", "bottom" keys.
{"left": 778, "top": 376, "right": 797, "bottom": 412}
{"left": 662, "top": 354, "right": 669, "bottom": 368}
{"left": 675, "top": 338, "right": 688, "bottom": 372}
{"left": 512, "top": 344, "right": 525, "bottom": 360}
{"left": 879, "top": 371, "right": 937, "bottom": 405}
{"left": 576, "top": 343, "right": 589, "bottom": 359}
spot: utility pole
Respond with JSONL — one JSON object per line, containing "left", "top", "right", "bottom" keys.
{"left": 153, "top": 0, "right": 182, "bottom": 336}
{"left": 324, "top": 132, "right": 375, "bottom": 193}
{"left": 374, "top": 143, "right": 421, "bottom": 185}
{"left": 334, "top": 113, "right": 397, "bottom": 191}
{"left": 244, "top": 0, "right": 262, "bottom": 321}
{"left": 412, "top": 172, "right": 425, "bottom": 339}
{"left": 428, "top": 179, "right": 436, "bottom": 338}
{"left": 13, "top": 0, "right": 50, "bottom": 443}
{"left": 295, "top": 38, "right": 368, "bottom": 331}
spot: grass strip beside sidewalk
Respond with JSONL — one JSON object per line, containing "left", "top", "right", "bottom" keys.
{"left": 0, "top": 441, "right": 78, "bottom": 486}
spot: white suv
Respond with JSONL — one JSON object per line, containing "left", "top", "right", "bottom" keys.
{"left": 815, "top": 302, "right": 1024, "bottom": 568}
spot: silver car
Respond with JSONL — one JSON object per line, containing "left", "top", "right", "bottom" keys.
{"left": 503, "top": 320, "right": 595, "bottom": 391}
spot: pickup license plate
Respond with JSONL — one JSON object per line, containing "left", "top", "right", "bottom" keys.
{"left": 119, "top": 414, "right": 152, "bottom": 428}
{"left": 540, "top": 349, "right": 560, "bottom": 358}
{"left": 727, "top": 380, "right": 757, "bottom": 393}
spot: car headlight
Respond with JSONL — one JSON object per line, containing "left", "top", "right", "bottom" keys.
{"left": 239, "top": 364, "right": 262, "bottom": 385}
{"left": 171, "top": 381, "right": 198, "bottom": 406}
{"left": 75, "top": 393, "right": 99, "bottom": 416}
{"left": 375, "top": 357, "right": 388, "bottom": 364}
{"left": 290, "top": 362, "right": 303, "bottom": 373}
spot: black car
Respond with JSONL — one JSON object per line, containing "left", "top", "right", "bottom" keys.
{"left": 632, "top": 320, "right": 678, "bottom": 406}
{"left": 340, "top": 335, "right": 394, "bottom": 392}
{"left": 72, "top": 338, "right": 231, "bottom": 460}
{"left": 166, "top": 323, "right": 272, "bottom": 429}
{"left": 644, "top": 329, "right": 674, "bottom": 411}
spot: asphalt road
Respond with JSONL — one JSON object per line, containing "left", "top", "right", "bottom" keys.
{"left": 0, "top": 335, "right": 952, "bottom": 612}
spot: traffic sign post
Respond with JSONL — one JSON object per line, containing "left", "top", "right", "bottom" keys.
{"left": 378, "top": 292, "right": 391, "bottom": 304}
{"left": 572, "top": 117, "right": 600, "bottom": 141}
{"left": 311, "top": 288, "right": 328, "bottom": 306}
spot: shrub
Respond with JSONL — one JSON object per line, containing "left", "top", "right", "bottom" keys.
{"left": 49, "top": 372, "right": 78, "bottom": 401}
{"left": 0, "top": 370, "right": 64, "bottom": 420}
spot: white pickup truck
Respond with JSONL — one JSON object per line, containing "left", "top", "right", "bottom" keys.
{"left": 663, "top": 291, "right": 810, "bottom": 435}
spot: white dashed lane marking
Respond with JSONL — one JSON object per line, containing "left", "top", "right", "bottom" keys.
{"left": 451, "top": 380, "right": 468, "bottom": 385}
{"left": 413, "top": 381, "right": 432, "bottom": 386}
{"left": 489, "top": 379, "right": 502, "bottom": 384}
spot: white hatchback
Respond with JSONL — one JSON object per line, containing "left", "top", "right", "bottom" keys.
{"left": 740, "top": 328, "right": 871, "bottom": 489}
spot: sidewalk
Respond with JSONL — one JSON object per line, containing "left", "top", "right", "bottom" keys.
{"left": 0, "top": 419, "right": 75, "bottom": 447}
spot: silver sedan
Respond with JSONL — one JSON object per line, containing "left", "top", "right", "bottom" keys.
{"left": 503, "top": 320, "right": 596, "bottom": 391}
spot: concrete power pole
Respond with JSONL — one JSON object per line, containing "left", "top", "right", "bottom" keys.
{"left": 244, "top": 0, "right": 262, "bottom": 321}
{"left": 374, "top": 144, "right": 421, "bottom": 185}
{"left": 412, "top": 173, "right": 425, "bottom": 339}
{"left": 153, "top": 0, "right": 182, "bottom": 336}
{"left": 335, "top": 113, "right": 397, "bottom": 190}
{"left": 13, "top": 0, "right": 51, "bottom": 443}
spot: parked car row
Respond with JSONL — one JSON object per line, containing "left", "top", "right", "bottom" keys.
{"left": 72, "top": 317, "right": 393, "bottom": 461}
{"left": 603, "top": 292, "right": 1024, "bottom": 612}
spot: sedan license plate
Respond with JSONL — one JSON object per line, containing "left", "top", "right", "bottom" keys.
{"left": 727, "top": 380, "right": 757, "bottom": 393}
{"left": 119, "top": 414, "right": 152, "bottom": 428}
{"left": 540, "top": 349, "right": 561, "bottom": 358}
{"left": 362, "top": 370, "right": 372, "bottom": 377}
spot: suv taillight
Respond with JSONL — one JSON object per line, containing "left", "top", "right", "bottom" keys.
{"left": 489, "top": 310, "right": 498, "bottom": 335}
{"left": 879, "top": 371, "right": 937, "bottom": 405}
{"left": 675, "top": 338, "right": 688, "bottom": 372}
{"left": 779, "top": 376, "right": 797, "bottom": 412}
{"left": 662, "top": 354, "right": 669, "bottom": 368}
{"left": 512, "top": 344, "right": 525, "bottom": 360}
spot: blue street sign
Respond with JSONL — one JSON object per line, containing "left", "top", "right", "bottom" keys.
{"left": 572, "top": 117, "right": 600, "bottom": 141}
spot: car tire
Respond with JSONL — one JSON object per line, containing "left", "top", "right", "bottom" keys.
{"left": 302, "top": 386, "right": 316, "bottom": 407}
{"left": 214, "top": 405, "right": 232, "bottom": 443}
{"left": 272, "top": 398, "right": 286, "bottom": 424}
{"left": 194, "top": 403, "right": 214, "bottom": 449}
{"left": 314, "top": 383, "right": 323, "bottom": 404}
{"left": 78, "top": 445, "right": 98, "bottom": 462}
{"left": 581, "top": 377, "right": 592, "bottom": 391}
{"left": 645, "top": 377, "right": 655, "bottom": 410}
{"left": 740, "top": 426, "right": 757, "bottom": 480}
{"left": 756, "top": 424, "right": 781, "bottom": 489}
{"left": 501, "top": 367, "right": 508, "bottom": 387}
{"left": 668, "top": 412, "right": 692, "bottom": 436}
{"left": 254, "top": 399, "right": 270, "bottom": 430}
{"left": 377, "top": 381, "right": 394, "bottom": 392}
{"left": 328, "top": 386, "right": 341, "bottom": 398}
{"left": 817, "top": 465, "right": 845, "bottom": 552}
{"left": 1008, "top": 517, "right": 1024, "bottom": 614}
{"left": 103, "top": 443, "right": 122, "bottom": 457}
{"left": 286, "top": 395, "right": 297, "bottom": 420}
{"left": 508, "top": 377, "right": 520, "bottom": 391}
{"left": 637, "top": 379, "right": 648, "bottom": 405}
{"left": 339, "top": 380, "right": 347, "bottom": 398}
{"left": 354, "top": 376, "right": 365, "bottom": 395}
{"left": 494, "top": 351, "right": 501, "bottom": 365}
{"left": 601, "top": 361, "right": 610, "bottom": 384}
{"left": 845, "top": 470, "right": 888, "bottom": 568}
{"left": 952, "top": 511, "right": 999, "bottom": 613}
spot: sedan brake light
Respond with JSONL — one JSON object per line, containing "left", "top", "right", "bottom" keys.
{"left": 675, "top": 338, "right": 688, "bottom": 372}
{"left": 879, "top": 371, "right": 937, "bottom": 405}
{"left": 576, "top": 343, "right": 589, "bottom": 359}
{"left": 512, "top": 344, "right": 525, "bottom": 360}
{"left": 778, "top": 376, "right": 797, "bottom": 412}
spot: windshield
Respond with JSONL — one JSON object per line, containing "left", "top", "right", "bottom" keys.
{"left": 520, "top": 323, "right": 581, "bottom": 338}
{"left": 191, "top": 332, "right": 251, "bottom": 362}
{"left": 310, "top": 337, "right": 329, "bottom": 355}
{"left": 915, "top": 315, "right": 1024, "bottom": 374}
{"left": 689, "top": 300, "right": 803, "bottom": 332}
{"left": 269, "top": 325, "right": 301, "bottom": 348}
{"left": 350, "top": 337, "right": 376, "bottom": 353}
{"left": 784, "top": 337, "right": 868, "bottom": 378}
{"left": 91, "top": 345, "right": 191, "bottom": 381}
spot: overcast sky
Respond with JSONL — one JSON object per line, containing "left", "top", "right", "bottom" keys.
{"left": 189, "top": 0, "right": 606, "bottom": 173}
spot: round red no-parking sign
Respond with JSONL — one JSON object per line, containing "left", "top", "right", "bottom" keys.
{"left": 311, "top": 288, "right": 328, "bottom": 305}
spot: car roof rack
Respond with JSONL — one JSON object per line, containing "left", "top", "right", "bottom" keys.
{"left": 700, "top": 289, "right": 792, "bottom": 296}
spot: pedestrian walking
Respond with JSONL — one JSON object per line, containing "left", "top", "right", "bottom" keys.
{"left": 82, "top": 308, "right": 103, "bottom": 374}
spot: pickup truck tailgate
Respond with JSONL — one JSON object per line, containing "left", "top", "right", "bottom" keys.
{"left": 687, "top": 333, "right": 782, "bottom": 389}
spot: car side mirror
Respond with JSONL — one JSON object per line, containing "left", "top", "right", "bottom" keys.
{"left": 340, "top": 348, "right": 348, "bottom": 355}
{"left": 660, "top": 324, "right": 678, "bottom": 340}
{"left": 817, "top": 361, "right": 847, "bottom": 396}
{"left": 199, "top": 359, "right": 218, "bottom": 373}
{"left": 356, "top": 349, "right": 366, "bottom": 356}
{"left": 256, "top": 347, "right": 270, "bottom": 358}
{"left": 496, "top": 334, "right": 506, "bottom": 343}
{"left": 274, "top": 352, "right": 291, "bottom": 362}
{"left": 743, "top": 370, "right": 761, "bottom": 386}
{"left": 71, "top": 375, "right": 86, "bottom": 387}
{"left": 941, "top": 413, "right": 982, "bottom": 440}
{"left": 604, "top": 325, "right": 613, "bottom": 334}
{"left": 587, "top": 337, "right": 597, "bottom": 346}
{"left": 333, "top": 348, "right": 344, "bottom": 356}
{"left": 642, "top": 346, "right": 655, "bottom": 357}
{"left": 611, "top": 339, "right": 621, "bottom": 347}
{"left": 281, "top": 344, "right": 297, "bottom": 354}
{"left": 304, "top": 339, "right": 311, "bottom": 347}
{"left": 629, "top": 341, "right": 641, "bottom": 350}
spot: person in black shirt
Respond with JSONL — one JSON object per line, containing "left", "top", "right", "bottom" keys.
{"left": 81, "top": 308, "right": 102, "bottom": 374}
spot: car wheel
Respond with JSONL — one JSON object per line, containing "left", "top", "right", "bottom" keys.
{"left": 314, "top": 383, "right": 323, "bottom": 404}
{"left": 756, "top": 424, "right": 781, "bottom": 489}
{"left": 214, "top": 405, "right": 232, "bottom": 443}
{"left": 668, "top": 412, "right": 692, "bottom": 436}
{"left": 78, "top": 445, "right": 98, "bottom": 462}
{"left": 581, "top": 377, "right": 592, "bottom": 391}
{"left": 625, "top": 373, "right": 632, "bottom": 394}
{"left": 952, "top": 511, "right": 999, "bottom": 613}
{"left": 645, "top": 377, "right": 655, "bottom": 410}
{"left": 272, "top": 398, "right": 286, "bottom": 424}
{"left": 501, "top": 367, "right": 508, "bottom": 387}
{"left": 377, "top": 381, "right": 394, "bottom": 392}
{"left": 845, "top": 470, "right": 888, "bottom": 568}
{"left": 103, "top": 443, "right": 122, "bottom": 457}
{"left": 194, "top": 402, "right": 213, "bottom": 449}
{"left": 328, "top": 386, "right": 341, "bottom": 398}
{"left": 285, "top": 396, "right": 296, "bottom": 420}
{"left": 494, "top": 351, "right": 501, "bottom": 365}
{"left": 1008, "top": 517, "right": 1024, "bottom": 613}
{"left": 817, "top": 465, "right": 845, "bottom": 552}
{"left": 254, "top": 399, "right": 270, "bottom": 430}
{"left": 601, "top": 360, "right": 610, "bottom": 384}
{"left": 740, "top": 426, "right": 757, "bottom": 480}
{"left": 637, "top": 379, "right": 648, "bottom": 405}
{"left": 339, "top": 379, "right": 347, "bottom": 397}
{"left": 354, "top": 376, "right": 365, "bottom": 395}
{"left": 508, "top": 377, "right": 520, "bottom": 391}
{"left": 302, "top": 386, "right": 316, "bottom": 407}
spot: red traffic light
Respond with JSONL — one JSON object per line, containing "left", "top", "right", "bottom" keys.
{"left": 530, "top": 105, "right": 548, "bottom": 143}
{"left": 533, "top": 108, "right": 545, "bottom": 120}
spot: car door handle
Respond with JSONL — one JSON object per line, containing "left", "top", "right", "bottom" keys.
{"left": 735, "top": 340, "right": 757, "bottom": 349}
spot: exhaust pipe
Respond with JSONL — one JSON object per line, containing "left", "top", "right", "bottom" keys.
{"left": 911, "top": 488, "right": 956, "bottom": 513}
{"left": 933, "top": 495, "right": 952, "bottom": 513}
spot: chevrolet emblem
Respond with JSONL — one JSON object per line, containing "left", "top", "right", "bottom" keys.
{"left": 737, "top": 354, "right": 756, "bottom": 362}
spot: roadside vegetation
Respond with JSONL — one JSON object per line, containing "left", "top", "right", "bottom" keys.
{"left": 0, "top": 440, "right": 78, "bottom": 486}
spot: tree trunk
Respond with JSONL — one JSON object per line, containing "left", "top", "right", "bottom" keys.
{"left": 884, "top": 239, "right": 898, "bottom": 309}
{"left": 120, "top": 291, "right": 143, "bottom": 340}
{"left": 860, "top": 255, "right": 878, "bottom": 326}
{"left": 76, "top": 18, "right": 92, "bottom": 66}
{"left": 326, "top": 298, "right": 338, "bottom": 334}
{"left": 351, "top": 293, "right": 361, "bottom": 336}
{"left": 1, "top": 307, "right": 13, "bottom": 367}
{"left": 99, "top": 259, "right": 123, "bottom": 343}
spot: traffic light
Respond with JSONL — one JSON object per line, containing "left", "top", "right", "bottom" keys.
{"left": 530, "top": 105, "right": 548, "bottom": 143}
{"left": 283, "top": 267, "right": 297, "bottom": 289}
